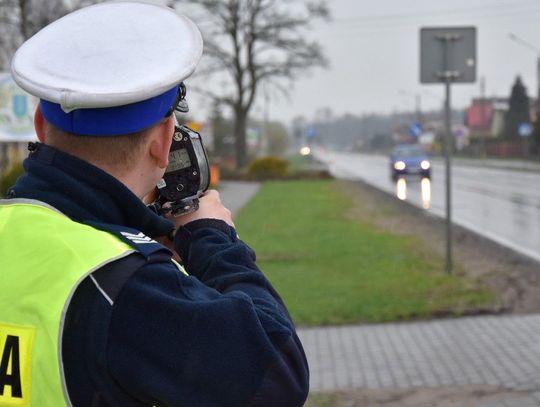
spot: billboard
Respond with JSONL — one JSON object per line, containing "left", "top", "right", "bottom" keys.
{"left": 0, "top": 73, "right": 38, "bottom": 142}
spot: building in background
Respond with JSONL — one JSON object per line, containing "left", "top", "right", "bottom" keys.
{"left": 0, "top": 73, "right": 38, "bottom": 175}
{"left": 466, "top": 97, "right": 508, "bottom": 139}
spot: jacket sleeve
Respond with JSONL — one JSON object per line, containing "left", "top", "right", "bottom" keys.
{"left": 106, "top": 219, "right": 309, "bottom": 407}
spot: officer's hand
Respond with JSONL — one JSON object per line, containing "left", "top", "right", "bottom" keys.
{"left": 171, "top": 189, "right": 234, "bottom": 228}
{"left": 142, "top": 187, "right": 159, "bottom": 205}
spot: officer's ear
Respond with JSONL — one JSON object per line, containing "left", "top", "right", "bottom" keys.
{"left": 149, "top": 115, "right": 174, "bottom": 169}
{"left": 34, "top": 104, "right": 46, "bottom": 143}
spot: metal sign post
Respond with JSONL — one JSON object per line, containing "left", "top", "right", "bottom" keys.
{"left": 443, "top": 74, "right": 453, "bottom": 274}
{"left": 420, "top": 27, "right": 477, "bottom": 274}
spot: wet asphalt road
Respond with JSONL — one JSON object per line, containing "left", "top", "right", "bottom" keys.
{"left": 316, "top": 151, "right": 540, "bottom": 263}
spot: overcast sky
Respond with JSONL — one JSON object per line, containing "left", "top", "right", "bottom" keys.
{"left": 186, "top": 0, "right": 540, "bottom": 124}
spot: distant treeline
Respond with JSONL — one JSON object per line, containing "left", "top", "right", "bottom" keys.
{"left": 306, "top": 109, "right": 465, "bottom": 152}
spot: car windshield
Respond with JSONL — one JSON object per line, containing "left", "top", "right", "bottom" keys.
{"left": 393, "top": 146, "right": 426, "bottom": 157}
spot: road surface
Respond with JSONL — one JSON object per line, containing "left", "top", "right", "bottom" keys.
{"left": 316, "top": 151, "right": 540, "bottom": 263}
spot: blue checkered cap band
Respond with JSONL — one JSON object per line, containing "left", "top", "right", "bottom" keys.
{"left": 40, "top": 86, "right": 179, "bottom": 136}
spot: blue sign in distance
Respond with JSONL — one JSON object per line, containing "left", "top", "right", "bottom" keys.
{"left": 304, "top": 126, "right": 318, "bottom": 139}
{"left": 409, "top": 122, "right": 423, "bottom": 138}
{"left": 518, "top": 122, "right": 533, "bottom": 138}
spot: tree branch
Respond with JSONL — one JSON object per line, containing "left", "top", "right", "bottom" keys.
{"left": 173, "top": 0, "right": 329, "bottom": 167}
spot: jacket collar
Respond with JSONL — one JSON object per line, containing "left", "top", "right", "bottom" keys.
{"left": 10, "top": 143, "right": 174, "bottom": 238}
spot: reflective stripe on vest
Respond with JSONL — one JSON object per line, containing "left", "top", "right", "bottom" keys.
{"left": 0, "top": 199, "right": 135, "bottom": 406}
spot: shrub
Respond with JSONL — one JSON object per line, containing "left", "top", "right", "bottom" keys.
{"left": 247, "top": 156, "right": 289, "bottom": 180}
{"left": 0, "top": 161, "right": 24, "bottom": 197}
{"left": 218, "top": 166, "right": 245, "bottom": 181}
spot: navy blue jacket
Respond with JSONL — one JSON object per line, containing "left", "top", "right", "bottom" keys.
{"left": 9, "top": 143, "right": 309, "bottom": 407}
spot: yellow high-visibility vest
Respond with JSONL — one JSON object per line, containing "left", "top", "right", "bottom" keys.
{"left": 0, "top": 199, "right": 135, "bottom": 406}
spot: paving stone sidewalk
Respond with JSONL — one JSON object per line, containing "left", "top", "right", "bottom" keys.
{"left": 298, "top": 314, "right": 540, "bottom": 406}
{"left": 218, "top": 181, "right": 261, "bottom": 216}
{"left": 219, "top": 181, "right": 540, "bottom": 406}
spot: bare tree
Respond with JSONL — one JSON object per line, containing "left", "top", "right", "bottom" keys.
{"left": 0, "top": 0, "right": 101, "bottom": 70}
{"left": 174, "top": 0, "right": 328, "bottom": 168}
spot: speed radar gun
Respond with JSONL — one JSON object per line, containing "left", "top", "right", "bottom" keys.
{"left": 148, "top": 124, "right": 210, "bottom": 217}
{"left": 147, "top": 84, "right": 211, "bottom": 217}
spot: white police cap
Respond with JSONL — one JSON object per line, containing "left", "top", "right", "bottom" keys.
{"left": 11, "top": 1, "right": 203, "bottom": 136}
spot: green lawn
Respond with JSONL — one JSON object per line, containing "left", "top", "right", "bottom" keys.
{"left": 235, "top": 180, "right": 493, "bottom": 326}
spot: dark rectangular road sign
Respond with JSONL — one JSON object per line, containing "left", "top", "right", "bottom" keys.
{"left": 420, "top": 27, "right": 476, "bottom": 84}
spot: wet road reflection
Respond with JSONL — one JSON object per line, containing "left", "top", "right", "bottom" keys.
{"left": 394, "top": 177, "right": 432, "bottom": 209}
{"left": 421, "top": 177, "right": 431, "bottom": 209}
{"left": 316, "top": 150, "right": 540, "bottom": 262}
{"left": 396, "top": 178, "right": 407, "bottom": 201}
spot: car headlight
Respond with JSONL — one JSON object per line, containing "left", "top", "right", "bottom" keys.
{"left": 420, "top": 160, "right": 430, "bottom": 170}
{"left": 394, "top": 161, "right": 406, "bottom": 171}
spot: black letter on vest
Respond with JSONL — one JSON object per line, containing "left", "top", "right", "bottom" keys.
{"left": 0, "top": 335, "right": 22, "bottom": 398}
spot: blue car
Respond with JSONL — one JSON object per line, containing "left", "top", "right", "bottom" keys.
{"left": 390, "top": 144, "right": 431, "bottom": 181}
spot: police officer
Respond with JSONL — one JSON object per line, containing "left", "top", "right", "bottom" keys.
{"left": 0, "top": 2, "right": 309, "bottom": 406}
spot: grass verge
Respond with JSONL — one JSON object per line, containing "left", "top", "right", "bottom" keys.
{"left": 235, "top": 179, "right": 494, "bottom": 326}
